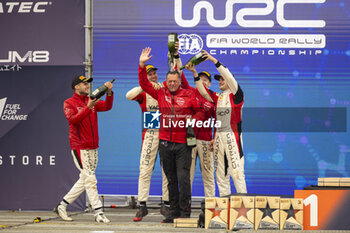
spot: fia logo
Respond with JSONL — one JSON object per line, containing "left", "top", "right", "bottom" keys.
{"left": 143, "top": 110, "right": 161, "bottom": 129}
{"left": 178, "top": 34, "right": 203, "bottom": 55}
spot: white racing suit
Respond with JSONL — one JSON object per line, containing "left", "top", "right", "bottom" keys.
{"left": 195, "top": 62, "right": 247, "bottom": 197}
{"left": 190, "top": 139, "right": 216, "bottom": 197}
{"left": 126, "top": 86, "right": 169, "bottom": 202}
{"left": 174, "top": 56, "right": 216, "bottom": 197}
{"left": 64, "top": 149, "right": 102, "bottom": 210}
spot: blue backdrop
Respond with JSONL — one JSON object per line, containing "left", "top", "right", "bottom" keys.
{"left": 92, "top": 0, "right": 350, "bottom": 197}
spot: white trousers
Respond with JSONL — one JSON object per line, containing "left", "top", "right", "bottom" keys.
{"left": 190, "top": 139, "right": 215, "bottom": 197}
{"left": 138, "top": 129, "right": 169, "bottom": 202}
{"left": 63, "top": 149, "right": 102, "bottom": 210}
{"left": 214, "top": 132, "right": 247, "bottom": 197}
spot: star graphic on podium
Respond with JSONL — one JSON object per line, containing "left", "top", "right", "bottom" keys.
{"left": 259, "top": 202, "right": 275, "bottom": 219}
{"left": 209, "top": 203, "right": 222, "bottom": 218}
{"left": 286, "top": 204, "right": 300, "bottom": 220}
{"left": 236, "top": 202, "right": 249, "bottom": 218}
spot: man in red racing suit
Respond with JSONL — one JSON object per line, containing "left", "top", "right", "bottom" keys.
{"left": 54, "top": 75, "right": 114, "bottom": 223}
{"left": 138, "top": 47, "right": 205, "bottom": 223}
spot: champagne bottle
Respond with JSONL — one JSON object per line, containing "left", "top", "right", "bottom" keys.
{"left": 168, "top": 32, "right": 178, "bottom": 72}
{"left": 168, "top": 32, "right": 178, "bottom": 61}
{"left": 180, "top": 51, "right": 206, "bottom": 70}
{"left": 186, "top": 124, "right": 197, "bottom": 147}
{"left": 90, "top": 78, "right": 115, "bottom": 99}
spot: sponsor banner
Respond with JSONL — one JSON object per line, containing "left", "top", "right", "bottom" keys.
{"left": 0, "top": 97, "right": 29, "bottom": 121}
{"left": 0, "top": 0, "right": 85, "bottom": 66}
{"left": 1, "top": 0, "right": 85, "bottom": 210}
{"left": 93, "top": 0, "right": 350, "bottom": 197}
{"left": 0, "top": 66, "right": 85, "bottom": 210}
{"left": 174, "top": 0, "right": 329, "bottom": 56}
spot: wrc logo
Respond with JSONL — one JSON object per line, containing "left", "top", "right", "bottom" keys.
{"left": 174, "top": 0, "right": 326, "bottom": 28}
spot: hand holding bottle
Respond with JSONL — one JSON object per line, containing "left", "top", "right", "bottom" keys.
{"left": 185, "top": 63, "right": 198, "bottom": 77}
{"left": 139, "top": 47, "right": 153, "bottom": 68}
{"left": 202, "top": 50, "right": 218, "bottom": 64}
{"left": 104, "top": 81, "right": 113, "bottom": 94}
{"left": 87, "top": 97, "right": 100, "bottom": 109}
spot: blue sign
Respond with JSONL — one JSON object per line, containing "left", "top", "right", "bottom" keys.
{"left": 94, "top": 0, "right": 350, "bottom": 197}
{"left": 143, "top": 111, "right": 161, "bottom": 129}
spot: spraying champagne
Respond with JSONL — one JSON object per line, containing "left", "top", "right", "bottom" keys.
{"left": 180, "top": 51, "right": 206, "bottom": 70}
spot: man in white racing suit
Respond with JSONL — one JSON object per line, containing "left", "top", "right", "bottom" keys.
{"left": 126, "top": 64, "right": 169, "bottom": 221}
{"left": 194, "top": 51, "right": 247, "bottom": 196}
{"left": 174, "top": 54, "right": 216, "bottom": 197}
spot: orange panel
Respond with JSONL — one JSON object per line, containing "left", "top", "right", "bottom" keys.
{"left": 294, "top": 190, "right": 348, "bottom": 230}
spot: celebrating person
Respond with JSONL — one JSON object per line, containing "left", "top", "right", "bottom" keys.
{"left": 54, "top": 75, "right": 114, "bottom": 223}
{"left": 126, "top": 65, "right": 170, "bottom": 222}
{"left": 138, "top": 47, "right": 205, "bottom": 223}
{"left": 173, "top": 49, "right": 216, "bottom": 198}
{"left": 193, "top": 51, "right": 247, "bottom": 196}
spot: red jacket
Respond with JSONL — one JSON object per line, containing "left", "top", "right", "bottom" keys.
{"left": 179, "top": 72, "right": 214, "bottom": 141}
{"left": 138, "top": 65, "right": 205, "bottom": 143}
{"left": 63, "top": 92, "right": 114, "bottom": 150}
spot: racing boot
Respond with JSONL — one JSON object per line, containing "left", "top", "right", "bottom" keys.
{"left": 54, "top": 204, "right": 73, "bottom": 221}
{"left": 133, "top": 204, "right": 148, "bottom": 222}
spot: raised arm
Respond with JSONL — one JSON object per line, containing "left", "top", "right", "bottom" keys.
{"left": 180, "top": 69, "right": 193, "bottom": 90}
{"left": 216, "top": 63, "right": 238, "bottom": 95}
{"left": 185, "top": 63, "right": 216, "bottom": 103}
{"left": 173, "top": 41, "right": 183, "bottom": 76}
{"left": 95, "top": 93, "right": 114, "bottom": 112}
{"left": 195, "top": 79, "right": 216, "bottom": 103}
{"left": 126, "top": 86, "right": 143, "bottom": 101}
{"left": 138, "top": 47, "right": 160, "bottom": 100}
{"left": 173, "top": 55, "right": 191, "bottom": 90}
{"left": 202, "top": 50, "right": 238, "bottom": 95}
{"left": 171, "top": 42, "right": 192, "bottom": 90}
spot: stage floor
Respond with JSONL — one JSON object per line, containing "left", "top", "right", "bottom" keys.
{"left": 0, "top": 208, "right": 347, "bottom": 233}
